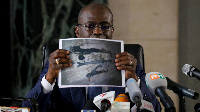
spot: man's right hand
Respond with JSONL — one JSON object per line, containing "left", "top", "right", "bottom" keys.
{"left": 46, "top": 49, "right": 72, "bottom": 84}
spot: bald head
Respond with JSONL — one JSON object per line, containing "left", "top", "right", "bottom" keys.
{"left": 75, "top": 3, "right": 114, "bottom": 39}
{"left": 78, "top": 3, "right": 113, "bottom": 24}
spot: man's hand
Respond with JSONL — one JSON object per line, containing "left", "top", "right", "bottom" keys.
{"left": 115, "top": 52, "right": 138, "bottom": 81}
{"left": 46, "top": 49, "right": 72, "bottom": 84}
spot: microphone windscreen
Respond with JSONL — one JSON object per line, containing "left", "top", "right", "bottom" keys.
{"left": 93, "top": 91, "right": 115, "bottom": 110}
{"left": 126, "top": 78, "right": 143, "bottom": 103}
{"left": 145, "top": 72, "right": 167, "bottom": 95}
{"left": 182, "top": 64, "right": 192, "bottom": 76}
{"left": 114, "top": 94, "right": 129, "bottom": 102}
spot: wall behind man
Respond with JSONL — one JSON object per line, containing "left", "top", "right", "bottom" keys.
{"left": 108, "top": 0, "right": 179, "bottom": 111}
{"left": 179, "top": 0, "right": 200, "bottom": 111}
{"left": 109, "top": 0, "right": 200, "bottom": 112}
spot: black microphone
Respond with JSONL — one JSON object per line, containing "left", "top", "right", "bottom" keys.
{"left": 194, "top": 103, "right": 200, "bottom": 112}
{"left": 166, "top": 77, "right": 199, "bottom": 99}
{"left": 145, "top": 72, "right": 176, "bottom": 112}
{"left": 101, "top": 99, "right": 111, "bottom": 112}
{"left": 93, "top": 91, "right": 115, "bottom": 112}
{"left": 182, "top": 64, "right": 200, "bottom": 80}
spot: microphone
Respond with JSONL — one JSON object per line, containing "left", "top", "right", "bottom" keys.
{"left": 101, "top": 99, "right": 111, "bottom": 112}
{"left": 182, "top": 64, "right": 200, "bottom": 80}
{"left": 111, "top": 94, "right": 130, "bottom": 112}
{"left": 131, "top": 100, "right": 155, "bottom": 112}
{"left": 114, "top": 94, "right": 130, "bottom": 102}
{"left": 194, "top": 103, "right": 200, "bottom": 112}
{"left": 166, "top": 77, "right": 199, "bottom": 99}
{"left": 126, "top": 78, "right": 143, "bottom": 108}
{"left": 93, "top": 91, "right": 115, "bottom": 112}
{"left": 145, "top": 72, "right": 176, "bottom": 112}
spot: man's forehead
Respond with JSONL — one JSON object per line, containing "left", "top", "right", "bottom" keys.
{"left": 79, "top": 11, "right": 112, "bottom": 24}
{"left": 79, "top": 9, "right": 112, "bottom": 24}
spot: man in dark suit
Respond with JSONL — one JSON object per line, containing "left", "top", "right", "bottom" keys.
{"left": 23, "top": 3, "right": 161, "bottom": 112}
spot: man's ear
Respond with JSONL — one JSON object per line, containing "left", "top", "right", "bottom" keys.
{"left": 111, "top": 27, "right": 114, "bottom": 35}
{"left": 75, "top": 26, "right": 80, "bottom": 38}
{"left": 112, "top": 27, "right": 114, "bottom": 33}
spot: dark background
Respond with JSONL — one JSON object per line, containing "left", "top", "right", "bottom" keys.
{"left": 2, "top": 0, "right": 11, "bottom": 97}
{"left": 1, "top": 0, "right": 107, "bottom": 104}
{"left": 178, "top": 0, "right": 200, "bottom": 111}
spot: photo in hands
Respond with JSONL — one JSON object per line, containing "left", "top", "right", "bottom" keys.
{"left": 58, "top": 38, "right": 125, "bottom": 88}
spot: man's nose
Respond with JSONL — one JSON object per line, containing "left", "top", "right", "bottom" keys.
{"left": 92, "top": 26, "right": 103, "bottom": 36}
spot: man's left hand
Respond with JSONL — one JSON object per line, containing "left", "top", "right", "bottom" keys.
{"left": 115, "top": 52, "right": 138, "bottom": 81}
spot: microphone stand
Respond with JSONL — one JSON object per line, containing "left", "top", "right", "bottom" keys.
{"left": 179, "top": 95, "right": 186, "bottom": 112}
{"left": 136, "top": 107, "right": 140, "bottom": 112}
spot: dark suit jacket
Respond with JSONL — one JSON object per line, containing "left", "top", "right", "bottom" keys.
{"left": 23, "top": 61, "right": 161, "bottom": 112}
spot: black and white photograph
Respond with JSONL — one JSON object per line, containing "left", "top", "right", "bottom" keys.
{"left": 58, "top": 38, "right": 125, "bottom": 87}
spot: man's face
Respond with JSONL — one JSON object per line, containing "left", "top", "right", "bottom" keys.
{"left": 75, "top": 8, "right": 114, "bottom": 39}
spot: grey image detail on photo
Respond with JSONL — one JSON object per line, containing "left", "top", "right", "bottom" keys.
{"left": 60, "top": 38, "right": 123, "bottom": 87}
